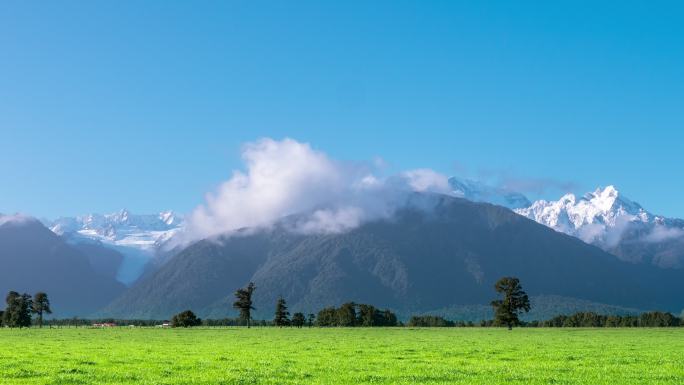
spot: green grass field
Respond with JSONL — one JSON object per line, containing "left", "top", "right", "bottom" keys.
{"left": 1, "top": 328, "right": 682, "bottom": 384}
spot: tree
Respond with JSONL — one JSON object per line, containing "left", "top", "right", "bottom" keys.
{"left": 291, "top": 312, "right": 305, "bottom": 328}
{"left": 356, "top": 305, "right": 398, "bottom": 327}
{"left": 316, "top": 307, "right": 337, "bottom": 326}
{"left": 358, "top": 304, "right": 377, "bottom": 326}
{"left": 273, "top": 297, "right": 290, "bottom": 327}
{"left": 491, "top": 277, "right": 531, "bottom": 330}
{"left": 2, "top": 291, "right": 18, "bottom": 326}
{"left": 336, "top": 302, "right": 357, "bottom": 327}
{"left": 381, "top": 309, "right": 398, "bottom": 326}
{"left": 307, "top": 313, "right": 316, "bottom": 327}
{"left": 171, "top": 310, "right": 202, "bottom": 327}
{"left": 32, "top": 292, "right": 52, "bottom": 328}
{"left": 3, "top": 292, "right": 32, "bottom": 328}
{"left": 233, "top": 282, "right": 256, "bottom": 328}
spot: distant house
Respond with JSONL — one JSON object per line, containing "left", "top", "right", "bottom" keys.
{"left": 92, "top": 322, "right": 117, "bottom": 328}
{"left": 156, "top": 321, "right": 171, "bottom": 328}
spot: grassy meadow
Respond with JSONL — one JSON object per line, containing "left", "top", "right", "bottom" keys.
{"left": 1, "top": 327, "right": 682, "bottom": 385}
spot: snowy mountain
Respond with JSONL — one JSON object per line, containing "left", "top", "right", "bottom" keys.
{"left": 102, "top": 194, "right": 684, "bottom": 319}
{"left": 516, "top": 186, "right": 684, "bottom": 268}
{"left": 443, "top": 180, "right": 684, "bottom": 269}
{"left": 448, "top": 177, "right": 531, "bottom": 209}
{"left": 45, "top": 209, "right": 184, "bottom": 285}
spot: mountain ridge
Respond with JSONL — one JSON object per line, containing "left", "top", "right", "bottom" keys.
{"left": 516, "top": 186, "right": 684, "bottom": 268}
{"left": 100, "top": 193, "right": 684, "bottom": 320}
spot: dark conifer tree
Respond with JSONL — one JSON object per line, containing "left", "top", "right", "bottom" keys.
{"left": 273, "top": 297, "right": 290, "bottom": 327}
{"left": 291, "top": 312, "right": 305, "bottom": 328}
{"left": 233, "top": 282, "right": 256, "bottom": 328}
{"left": 32, "top": 292, "right": 52, "bottom": 328}
{"left": 18, "top": 293, "right": 33, "bottom": 328}
{"left": 2, "top": 291, "right": 19, "bottom": 326}
{"left": 491, "top": 277, "right": 531, "bottom": 330}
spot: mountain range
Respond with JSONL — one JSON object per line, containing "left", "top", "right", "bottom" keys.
{"left": 2, "top": 178, "right": 683, "bottom": 319}
{"left": 101, "top": 193, "right": 684, "bottom": 320}
{"left": 515, "top": 186, "right": 684, "bottom": 269}
{"left": 448, "top": 179, "right": 684, "bottom": 269}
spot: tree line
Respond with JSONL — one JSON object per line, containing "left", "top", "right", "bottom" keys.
{"left": 407, "top": 311, "right": 682, "bottom": 328}
{"left": 531, "top": 311, "right": 681, "bottom": 327}
{"left": 1, "top": 291, "right": 52, "bottom": 328}
{"left": 172, "top": 278, "right": 514, "bottom": 328}
{"left": 171, "top": 278, "right": 682, "bottom": 329}
{"left": 5, "top": 277, "right": 682, "bottom": 329}
{"left": 0, "top": 277, "right": 531, "bottom": 329}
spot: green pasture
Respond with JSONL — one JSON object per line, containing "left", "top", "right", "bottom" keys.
{"left": 0, "top": 328, "right": 682, "bottom": 384}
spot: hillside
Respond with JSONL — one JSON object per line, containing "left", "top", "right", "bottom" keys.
{"left": 102, "top": 194, "right": 684, "bottom": 319}
{"left": 0, "top": 215, "right": 126, "bottom": 316}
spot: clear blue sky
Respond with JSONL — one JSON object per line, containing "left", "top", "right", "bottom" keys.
{"left": 1, "top": 1, "right": 683, "bottom": 219}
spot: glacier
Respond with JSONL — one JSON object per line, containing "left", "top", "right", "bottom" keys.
{"left": 46, "top": 209, "right": 183, "bottom": 285}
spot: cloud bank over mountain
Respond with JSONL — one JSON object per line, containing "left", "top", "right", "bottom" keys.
{"left": 184, "top": 138, "right": 452, "bottom": 242}
{"left": 0, "top": 214, "right": 36, "bottom": 227}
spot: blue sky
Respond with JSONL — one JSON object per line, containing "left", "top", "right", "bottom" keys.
{"left": 1, "top": 1, "right": 683, "bottom": 219}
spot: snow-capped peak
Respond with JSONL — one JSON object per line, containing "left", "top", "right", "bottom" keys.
{"left": 47, "top": 209, "right": 183, "bottom": 241}
{"left": 44, "top": 210, "right": 185, "bottom": 285}
{"left": 114, "top": 208, "right": 130, "bottom": 223}
{"left": 583, "top": 185, "right": 644, "bottom": 216}
{"left": 515, "top": 186, "right": 652, "bottom": 245}
{"left": 515, "top": 185, "right": 684, "bottom": 268}
{"left": 159, "top": 210, "right": 180, "bottom": 226}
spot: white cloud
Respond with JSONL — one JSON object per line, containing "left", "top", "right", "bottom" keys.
{"left": 576, "top": 223, "right": 606, "bottom": 244}
{"left": 0, "top": 214, "right": 34, "bottom": 227}
{"left": 182, "top": 138, "right": 451, "bottom": 242}
{"left": 603, "top": 215, "right": 635, "bottom": 248}
{"left": 643, "top": 225, "right": 684, "bottom": 243}
{"left": 400, "top": 169, "right": 450, "bottom": 194}
{"left": 292, "top": 207, "right": 365, "bottom": 234}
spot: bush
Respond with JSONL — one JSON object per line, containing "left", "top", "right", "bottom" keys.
{"left": 171, "top": 310, "right": 202, "bottom": 328}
